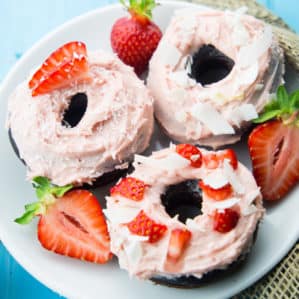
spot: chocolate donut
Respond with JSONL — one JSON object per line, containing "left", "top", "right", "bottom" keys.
{"left": 147, "top": 8, "right": 284, "bottom": 148}
{"left": 6, "top": 47, "right": 154, "bottom": 186}
{"left": 105, "top": 144, "right": 263, "bottom": 284}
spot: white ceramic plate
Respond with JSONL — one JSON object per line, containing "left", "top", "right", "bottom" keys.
{"left": 0, "top": 1, "right": 298, "bottom": 299}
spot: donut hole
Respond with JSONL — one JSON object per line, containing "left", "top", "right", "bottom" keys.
{"left": 62, "top": 93, "right": 88, "bottom": 128}
{"left": 188, "top": 44, "right": 235, "bottom": 86}
{"left": 161, "top": 180, "right": 202, "bottom": 224}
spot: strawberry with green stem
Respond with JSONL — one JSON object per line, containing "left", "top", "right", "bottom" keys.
{"left": 248, "top": 86, "right": 299, "bottom": 201}
{"left": 111, "top": 0, "right": 162, "bottom": 75}
{"left": 16, "top": 177, "right": 112, "bottom": 263}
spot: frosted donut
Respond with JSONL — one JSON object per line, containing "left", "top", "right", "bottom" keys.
{"left": 105, "top": 144, "right": 263, "bottom": 284}
{"left": 7, "top": 48, "right": 154, "bottom": 186}
{"left": 147, "top": 8, "right": 284, "bottom": 148}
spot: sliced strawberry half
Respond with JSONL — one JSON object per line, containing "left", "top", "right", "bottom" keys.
{"left": 167, "top": 228, "right": 192, "bottom": 262}
{"left": 176, "top": 144, "right": 202, "bottom": 168}
{"left": 110, "top": 177, "right": 148, "bottom": 201}
{"left": 249, "top": 120, "right": 299, "bottom": 200}
{"left": 199, "top": 180, "right": 233, "bottom": 201}
{"left": 38, "top": 190, "right": 111, "bottom": 263}
{"left": 15, "top": 177, "right": 112, "bottom": 263}
{"left": 29, "top": 41, "right": 89, "bottom": 96}
{"left": 248, "top": 86, "right": 299, "bottom": 201}
{"left": 213, "top": 208, "right": 240, "bottom": 233}
{"left": 127, "top": 210, "right": 167, "bottom": 243}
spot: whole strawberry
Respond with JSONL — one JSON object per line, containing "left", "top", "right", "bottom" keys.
{"left": 111, "top": 0, "right": 162, "bottom": 75}
{"left": 249, "top": 86, "right": 299, "bottom": 201}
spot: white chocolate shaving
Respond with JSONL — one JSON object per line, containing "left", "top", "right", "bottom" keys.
{"left": 212, "top": 198, "right": 240, "bottom": 209}
{"left": 203, "top": 170, "right": 229, "bottom": 189}
{"left": 223, "top": 160, "right": 245, "bottom": 194}
{"left": 191, "top": 103, "right": 235, "bottom": 135}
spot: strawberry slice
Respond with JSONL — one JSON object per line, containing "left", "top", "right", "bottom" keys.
{"left": 167, "top": 228, "right": 192, "bottom": 262}
{"left": 248, "top": 86, "right": 299, "bottom": 201}
{"left": 249, "top": 120, "right": 299, "bottom": 200}
{"left": 110, "top": 177, "right": 148, "bottom": 201}
{"left": 127, "top": 210, "right": 167, "bottom": 243}
{"left": 29, "top": 41, "right": 89, "bottom": 96}
{"left": 38, "top": 190, "right": 111, "bottom": 263}
{"left": 203, "top": 152, "right": 219, "bottom": 169}
{"left": 213, "top": 209, "right": 240, "bottom": 233}
{"left": 219, "top": 149, "right": 238, "bottom": 170}
{"left": 15, "top": 177, "right": 112, "bottom": 263}
{"left": 176, "top": 144, "right": 202, "bottom": 168}
{"left": 203, "top": 149, "right": 238, "bottom": 170}
{"left": 199, "top": 180, "right": 233, "bottom": 201}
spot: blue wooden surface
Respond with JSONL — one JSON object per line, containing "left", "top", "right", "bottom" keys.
{"left": 0, "top": 0, "right": 298, "bottom": 298}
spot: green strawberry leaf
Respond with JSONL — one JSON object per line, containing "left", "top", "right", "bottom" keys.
{"left": 15, "top": 177, "right": 73, "bottom": 225}
{"left": 254, "top": 85, "right": 299, "bottom": 124}
{"left": 124, "top": 0, "right": 158, "bottom": 20}
{"left": 290, "top": 90, "right": 299, "bottom": 108}
{"left": 263, "top": 98, "right": 280, "bottom": 113}
{"left": 277, "top": 85, "right": 289, "bottom": 109}
{"left": 32, "top": 176, "right": 51, "bottom": 188}
{"left": 15, "top": 210, "right": 36, "bottom": 225}
{"left": 33, "top": 176, "right": 52, "bottom": 199}
{"left": 51, "top": 184, "right": 73, "bottom": 197}
{"left": 253, "top": 110, "right": 281, "bottom": 123}
{"left": 24, "top": 202, "right": 41, "bottom": 212}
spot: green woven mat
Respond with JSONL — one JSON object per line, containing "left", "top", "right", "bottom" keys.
{"left": 182, "top": 0, "right": 299, "bottom": 297}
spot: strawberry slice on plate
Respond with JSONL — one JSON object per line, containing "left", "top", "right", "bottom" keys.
{"left": 249, "top": 86, "right": 299, "bottom": 201}
{"left": 15, "top": 177, "right": 112, "bottom": 263}
{"left": 110, "top": 0, "right": 162, "bottom": 75}
{"left": 29, "top": 41, "right": 89, "bottom": 96}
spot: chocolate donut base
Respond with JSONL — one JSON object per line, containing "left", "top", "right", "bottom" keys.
{"left": 82, "top": 164, "right": 133, "bottom": 189}
{"left": 150, "top": 226, "right": 259, "bottom": 288}
{"left": 8, "top": 129, "right": 132, "bottom": 187}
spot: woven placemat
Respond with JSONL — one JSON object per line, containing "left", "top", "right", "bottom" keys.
{"left": 234, "top": 242, "right": 299, "bottom": 298}
{"left": 182, "top": 0, "right": 299, "bottom": 297}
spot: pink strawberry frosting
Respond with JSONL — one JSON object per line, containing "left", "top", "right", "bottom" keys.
{"left": 147, "top": 8, "right": 284, "bottom": 148}
{"left": 6, "top": 51, "right": 154, "bottom": 186}
{"left": 105, "top": 146, "right": 263, "bottom": 279}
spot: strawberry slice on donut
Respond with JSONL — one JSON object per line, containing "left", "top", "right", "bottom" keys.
{"left": 219, "top": 149, "right": 238, "bottom": 170}
{"left": 203, "top": 149, "right": 238, "bottom": 170}
{"left": 199, "top": 180, "right": 233, "bottom": 201}
{"left": 213, "top": 209, "right": 240, "bottom": 233}
{"left": 167, "top": 228, "right": 192, "bottom": 262}
{"left": 176, "top": 144, "right": 202, "bottom": 168}
{"left": 127, "top": 210, "right": 167, "bottom": 243}
{"left": 29, "top": 41, "right": 89, "bottom": 96}
{"left": 110, "top": 177, "right": 148, "bottom": 201}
